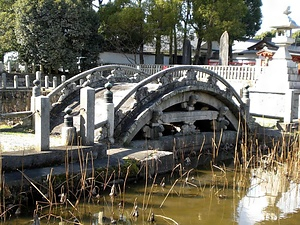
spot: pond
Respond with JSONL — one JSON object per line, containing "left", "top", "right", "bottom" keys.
{"left": 3, "top": 163, "right": 300, "bottom": 225}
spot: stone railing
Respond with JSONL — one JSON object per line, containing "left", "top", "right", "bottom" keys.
{"left": 121, "top": 64, "right": 264, "bottom": 82}
{"left": 1, "top": 64, "right": 264, "bottom": 90}
{"left": 0, "top": 72, "right": 69, "bottom": 90}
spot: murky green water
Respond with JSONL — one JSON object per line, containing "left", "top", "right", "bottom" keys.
{"left": 3, "top": 167, "right": 300, "bottom": 225}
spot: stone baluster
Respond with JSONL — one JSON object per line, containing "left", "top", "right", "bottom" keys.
{"left": 53, "top": 76, "right": 57, "bottom": 88}
{"left": 35, "top": 96, "right": 50, "bottom": 151}
{"left": 1, "top": 73, "right": 6, "bottom": 89}
{"left": 80, "top": 79, "right": 84, "bottom": 86}
{"left": 104, "top": 82, "right": 114, "bottom": 144}
{"left": 45, "top": 76, "right": 49, "bottom": 89}
{"left": 0, "top": 61, "right": 3, "bottom": 73}
{"left": 62, "top": 107, "right": 77, "bottom": 145}
{"left": 14, "top": 75, "right": 18, "bottom": 89}
{"left": 242, "top": 85, "right": 250, "bottom": 120}
{"left": 36, "top": 71, "right": 41, "bottom": 81}
{"left": 80, "top": 86, "right": 95, "bottom": 145}
{"left": 25, "top": 75, "right": 30, "bottom": 88}
{"left": 61, "top": 75, "right": 66, "bottom": 83}
{"left": 7, "top": 61, "right": 11, "bottom": 73}
{"left": 31, "top": 80, "right": 41, "bottom": 112}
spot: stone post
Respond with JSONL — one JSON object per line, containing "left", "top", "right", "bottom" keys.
{"left": 35, "top": 96, "right": 50, "bottom": 151}
{"left": 53, "top": 76, "right": 58, "bottom": 88}
{"left": 0, "top": 61, "right": 3, "bottom": 73}
{"left": 25, "top": 75, "right": 30, "bottom": 88}
{"left": 242, "top": 85, "right": 250, "bottom": 117}
{"left": 31, "top": 80, "right": 41, "bottom": 111}
{"left": 14, "top": 75, "right": 18, "bottom": 89}
{"left": 45, "top": 76, "right": 49, "bottom": 89}
{"left": 7, "top": 61, "right": 11, "bottom": 73}
{"left": 1, "top": 73, "right": 6, "bottom": 89}
{"left": 61, "top": 75, "right": 66, "bottom": 83}
{"left": 104, "top": 82, "right": 114, "bottom": 144}
{"left": 284, "top": 90, "right": 294, "bottom": 123}
{"left": 62, "top": 107, "right": 77, "bottom": 145}
{"left": 36, "top": 71, "right": 41, "bottom": 81}
{"left": 80, "top": 87, "right": 95, "bottom": 145}
{"left": 80, "top": 79, "right": 84, "bottom": 86}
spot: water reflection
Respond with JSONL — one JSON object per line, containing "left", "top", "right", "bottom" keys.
{"left": 236, "top": 167, "right": 300, "bottom": 225}
{"left": 3, "top": 167, "right": 300, "bottom": 225}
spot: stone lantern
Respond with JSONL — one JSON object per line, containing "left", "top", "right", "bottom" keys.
{"left": 251, "top": 6, "right": 300, "bottom": 125}
{"left": 270, "top": 6, "right": 300, "bottom": 63}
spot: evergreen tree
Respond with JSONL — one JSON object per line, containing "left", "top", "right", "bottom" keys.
{"left": 14, "top": 0, "right": 101, "bottom": 74}
{"left": 0, "top": 0, "right": 18, "bottom": 60}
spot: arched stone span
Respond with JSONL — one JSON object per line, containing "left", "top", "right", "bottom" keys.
{"left": 113, "top": 66, "right": 248, "bottom": 145}
{"left": 46, "top": 64, "right": 249, "bottom": 149}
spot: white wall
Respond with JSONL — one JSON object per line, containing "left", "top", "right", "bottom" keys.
{"left": 98, "top": 52, "right": 169, "bottom": 65}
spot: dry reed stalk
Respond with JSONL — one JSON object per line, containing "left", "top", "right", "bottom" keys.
{"left": 103, "top": 155, "right": 111, "bottom": 190}
{"left": 47, "top": 168, "right": 54, "bottom": 221}
{"left": 160, "top": 169, "right": 188, "bottom": 208}
{"left": 145, "top": 173, "right": 157, "bottom": 210}
{"left": 120, "top": 164, "right": 131, "bottom": 217}
{"left": 87, "top": 151, "right": 95, "bottom": 203}
{"left": 155, "top": 214, "right": 179, "bottom": 225}
{"left": 142, "top": 155, "right": 148, "bottom": 210}
{"left": 17, "top": 169, "right": 51, "bottom": 204}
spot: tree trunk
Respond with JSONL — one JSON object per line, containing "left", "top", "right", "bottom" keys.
{"left": 193, "top": 38, "right": 202, "bottom": 65}
{"left": 169, "top": 29, "right": 173, "bottom": 64}
{"left": 139, "top": 44, "right": 144, "bottom": 64}
{"left": 155, "top": 34, "right": 163, "bottom": 64}
{"left": 173, "top": 25, "right": 178, "bottom": 64}
{"left": 205, "top": 41, "right": 212, "bottom": 65}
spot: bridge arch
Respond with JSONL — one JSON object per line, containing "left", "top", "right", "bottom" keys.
{"left": 112, "top": 66, "right": 248, "bottom": 146}
{"left": 48, "top": 65, "right": 249, "bottom": 149}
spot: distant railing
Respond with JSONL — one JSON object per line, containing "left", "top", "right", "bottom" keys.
{"left": 122, "top": 64, "right": 263, "bottom": 81}
{"left": 0, "top": 64, "right": 264, "bottom": 90}
{"left": 0, "top": 72, "right": 68, "bottom": 90}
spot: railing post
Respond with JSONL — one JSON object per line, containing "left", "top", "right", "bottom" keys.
{"left": 0, "top": 61, "right": 3, "bottom": 73}
{"left": 80, "top": 86, "right": 95, "bottom": 145}
{"left": 104, "top": 82, "right": 114, "bottom": 144}
{"left": 62, "top": 107, "right": 77, "bottom": 145}
{"left": 25, "top": 75, "right": 30, "bottom": 88}
{"left": 7, "top": 61, "right": 11, "bottom": 73}
{"left": 45, "top": 75, "right": 49, "bottom": 89}
{"left": 242, "top": 85, "right": 250, "bottom": 120}
{"left": 14, "top": 75, "right": 18, "bottom": 89}
{"left": 36, "top": 71, "right": 41, "bottom": 81}
{"left": 31, "top": 79, "right": 41, "bottom": 112}
{"left": 61, "top": 75, "right": 66, "bottom": 83}
{"left": 35, "top": 96, "right": 50, "bottom": 151}
{"left": 79, "top": 79, "right": 84, "bottom": 86}
{"left": 53, "top": 76, "right": 57, "bottom": 88}
{"left": 1, "top": 73, "right": 6, "bottom": 89}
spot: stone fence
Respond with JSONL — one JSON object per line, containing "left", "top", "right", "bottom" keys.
{"left": 0, "top": 72, "right": 70, "bottom": 90}
{"left": 1, "top": 64, "right": 265, "bottom": 90}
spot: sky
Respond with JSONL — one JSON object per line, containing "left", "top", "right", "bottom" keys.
{"left": 257, "top": 0, "right": 300, "bottom": 34}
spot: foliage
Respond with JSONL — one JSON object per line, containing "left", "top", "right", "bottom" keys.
{"left": 255, "top": 30, "right": 276, "bottom": 40}
{"left": 292, "top": 30, "right": 300, "bottom": 46}
{"left": 146, "top": 0, "right": 182, "bottom": 62}
{"left": 99, "top": 1, "right": 148, "bottom": 58}
{"left": 242, "top": 0, "right": 262, "bottom": 38}
{"left": 14, "top": 0, "right": 101, "bottom": 74}
{"left": 191, "top": 0, "right": 252, "bottom": 64}
{"left": 1, "top": 0, "right": 263, "bottom": 68}
{"left": 0, "top": 0, "right": 18, "bottom": 60}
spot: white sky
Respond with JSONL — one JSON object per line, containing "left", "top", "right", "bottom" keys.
{"left": 257, "top": 0, "right": 300, "bottom": 34}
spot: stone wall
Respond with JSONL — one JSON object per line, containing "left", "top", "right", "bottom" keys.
{"left": 0, "top": 90, "right": 32, "bottom": 113}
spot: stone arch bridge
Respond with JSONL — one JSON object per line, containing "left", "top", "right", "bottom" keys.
{"left": 48, "top": 65, "right": 250, "bottom": 153}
